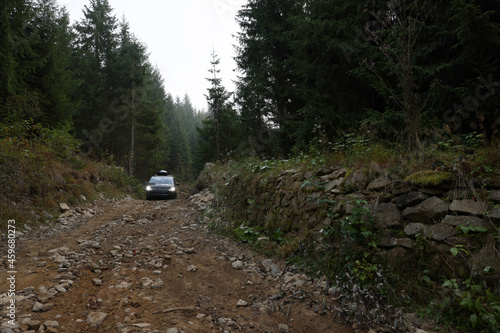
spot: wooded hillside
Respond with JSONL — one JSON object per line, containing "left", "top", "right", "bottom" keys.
{"left": 200, "top": 0, "right": 500, "bottom": 161}
{"left": 2, "top": 0, "right": 499, "bottom": 172}
{"left": 0, "top": 0, "right": 203, "bottom": 180}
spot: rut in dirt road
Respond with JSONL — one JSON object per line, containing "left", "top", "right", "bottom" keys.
{"left": 0, "top": 197, "right": 352, "bottom": 333}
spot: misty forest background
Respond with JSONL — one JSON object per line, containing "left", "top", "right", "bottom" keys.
{"left": 1, "top": 0, "right": 500, "bottom": 182}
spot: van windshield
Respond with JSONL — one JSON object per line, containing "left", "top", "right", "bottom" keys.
{"left": 149, "top": 176, "right": 174, "bottom": 185}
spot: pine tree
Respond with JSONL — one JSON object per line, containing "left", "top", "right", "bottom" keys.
{"left": 358, "top": 0, "right": 500, "bottom": 147}
{"left": 178, "top": 94, "right": 202, "bottom": 167}
{"left": 133, "top": 74, "right": 163, "bottom": 179}
{"left": 206, "top": 51, "right": 226, "bottom": 159}
{"left": 235, "top": 0, "right": 306, "bottom": 156}
{"left": 158, "top": 93, "right": 205, "bottom": 179}
{"left": 360, "top": 0, "right": 436, "bottom": 152}
{"left": 441, "top": 0, "right": 500, "bottom": 139}
{"left": 201, "top": 51, "right": 238, "bottom": 161}
{"left": 0, "top": 0, "right": 36, "bottom": 97}
{"left": 114, "top": 20, "right": 147, "bottom": 175}
{"left": 30, "top": 0, "right": 77, "bottom": 127}
{"left": 287, "top": 0, "right": 377, "bottom": 147}
{"left": 0, "top": 0, "right": 43, "bottom": 123}
{"left": 165, "top": 97, "right": 192, "bottom": 175}
{"left": 72, "top": 0, "right": 118, "bottom": 143}
{"left": 106, "top": 19, "right": 164, "bottom": 177}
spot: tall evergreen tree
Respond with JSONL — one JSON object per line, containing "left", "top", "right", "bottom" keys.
{"left": 441, "top": 0, "right": 500, "bottom": 139}
{"left": 158, "top": 93, "right": 174, "bottom": 172}
{"left": 165, "top": 97, "right": 192, "bottom": 175}
{"left": 0, "top": 0, "right": 35, "bottom": 97}
{"left": 111, "top": 19, "right": 149, "bottom": 175}
{"left": 100, "top": 19, "right": 164, "bottom": 177}
{"left": 0, "top": 0, "right": 43, "bottom": 123}
{"left": 159, "top": 93, "right": 205, "bottom": 179}
{"left": 30, "top": 0, "right": 77, "bottom": 127}
{"left": 357, "top": 0, "right": 500, "bottom": 147}
{"left": 361, "top": 0, "right": 436, "bottom": 151}
{"left": 178, "top": 94, "right": 203, "bottom": 165}
{"left": 72, "top": 0, "right": 118, "bottom": 142}
{"left": 287, "top": 0, "right": 377, "bottom": 146}
{"left": 205, "top": 51, "right": 229, "bottom": 159}
{"left": 200, "top": 51, "right": 238, "bottom": 161}
{"left": 235, "top": 0, "right": 305, "bottom": 156}
{"left": 133, "top": 71, "right": 163, "bottom": 179}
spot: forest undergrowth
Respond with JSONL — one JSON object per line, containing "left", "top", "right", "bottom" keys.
{"left": 0, "top": 121, "right": 143, "bottom": 230}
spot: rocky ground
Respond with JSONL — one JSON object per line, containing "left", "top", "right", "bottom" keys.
{"left": 0, "top": 191, "right": 354, "bottom": 333}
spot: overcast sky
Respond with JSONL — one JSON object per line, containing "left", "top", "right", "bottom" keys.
{"left": 61, "top": 0, "right": 247, "bottom": 111}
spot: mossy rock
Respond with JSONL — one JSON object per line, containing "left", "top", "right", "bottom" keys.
{"left": 405, "top": 170, "right": 452, "bottom": 187}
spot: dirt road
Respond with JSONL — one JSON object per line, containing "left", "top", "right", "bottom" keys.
{"left": 0, "top": 196, "right": 352, "bottom": 333}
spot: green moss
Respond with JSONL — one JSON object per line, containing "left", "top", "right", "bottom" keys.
{"left": 344, "top": 168, "right": 355, "bottom": 179}
{"left": 405, "top": 170, "right": 452, "bottom": 187}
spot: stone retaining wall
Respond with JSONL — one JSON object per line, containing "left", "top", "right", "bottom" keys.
{"left": 204, "top": 164, "right": 500, "bottom": 277}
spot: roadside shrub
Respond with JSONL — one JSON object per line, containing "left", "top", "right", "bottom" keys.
{"left": 441, "top": 275, "right": 500, "bottom": 333}
{"left": 39, "top": 124, "right": 80, "bottom": 160}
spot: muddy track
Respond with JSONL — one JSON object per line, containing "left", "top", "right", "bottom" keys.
{"left": 0, "top": 197, "right": 352, "bottom": 333}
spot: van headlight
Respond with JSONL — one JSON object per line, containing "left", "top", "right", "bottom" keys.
{"left": 146, "top": 186, "right": 152, "bottom": 191}
{"left": 169, "top": 186, "right": 176, "bottom": 192}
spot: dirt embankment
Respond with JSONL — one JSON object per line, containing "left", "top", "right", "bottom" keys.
{"left": 0, "top": 196, "right": 351, "bottom": 333}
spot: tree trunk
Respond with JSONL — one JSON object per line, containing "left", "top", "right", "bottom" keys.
{"left": 129, "top": 85, "right": 135, "bottom": 176}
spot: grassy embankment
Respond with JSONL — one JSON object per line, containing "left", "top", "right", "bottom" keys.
{"left": 0, "top": 125, "right": 143, "bottom": 231}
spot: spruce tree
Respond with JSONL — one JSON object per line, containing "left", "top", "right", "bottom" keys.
{"left": 0, "top": 0, "right": 43, "bottom": 123}
{"left": 235, "top": 0, "right": 305, "bottom": 156}
{"left": 105, "top": 19, "right": 163, "bottom": 177}
{"left": 0, "top": 0, "right": 37, "bottom": 97}
{"left": 30, "top": 0, "right": 77, "bottom": 127}
{"left": 201, "top": 51, "right": 238, "bottom": 161}
{"left": 166, "top": 97, "right": 192, "bottom": 176}
{"left": 72, "top": 0, "right": 118, "bottom": 144}
{"left": 287, "top": 0, "right": 377, "bottom": 147}
{"left": 112, "top": 20, "right": 148, "bottom": 175}
{"left": 358, "top": 0, "right": 500, "bottom": 147}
